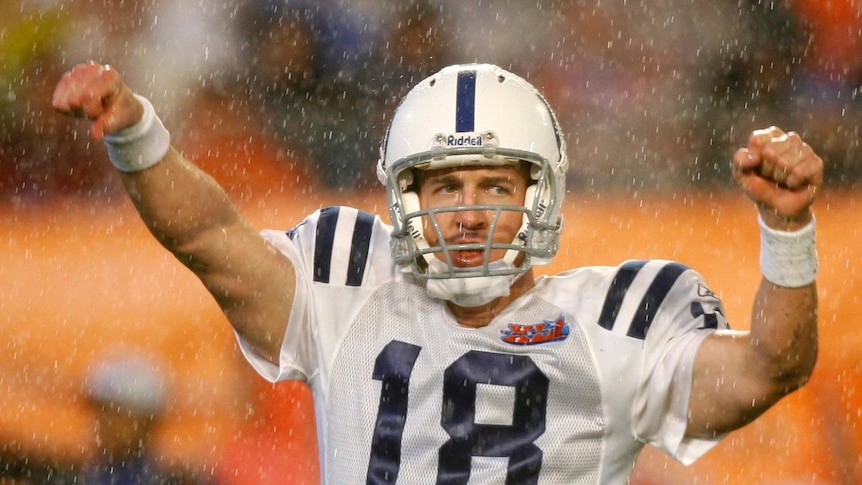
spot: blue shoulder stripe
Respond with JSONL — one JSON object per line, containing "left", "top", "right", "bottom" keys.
{"left": 627, "top": 262, "right": 689, "bottom": 339}
{"left": 313, "top": 206, "right": 340, "bottom": 283}
{"left": 598, "top": 260, "right": 691, "bottom": 340}
{"left": 312, "top": 206, "right": 375, "bottom": 287}
{"left": 598, "top": 260, "right": 648, "bottom": 331}
{"left": 346, "top": 210, "right": 374, "bottom": 286}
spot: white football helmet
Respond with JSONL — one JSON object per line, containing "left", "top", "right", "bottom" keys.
{"left": 377, "top": 64, "right": 568, "bottom": 306}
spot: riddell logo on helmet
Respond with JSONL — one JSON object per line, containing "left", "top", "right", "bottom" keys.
{"left": 445, "top": 134, "right": 485, "bottom": 147}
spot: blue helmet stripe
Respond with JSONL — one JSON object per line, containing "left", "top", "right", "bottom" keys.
{"left": 455, "top": 70, "right": 476, "bottom": 132}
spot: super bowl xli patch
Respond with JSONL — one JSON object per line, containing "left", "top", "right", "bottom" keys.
{"left": 501, "top": 314, "right": 569, "bottom": 345}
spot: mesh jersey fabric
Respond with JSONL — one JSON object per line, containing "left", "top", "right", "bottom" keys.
{"left": 236, "top": 206, "right": 729, "bottom": 484}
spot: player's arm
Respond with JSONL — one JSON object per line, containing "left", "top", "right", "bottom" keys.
{"left": 685, "top": 127, "right": 822, "bottom": 438}
{"left": 52, "top": 62, "right": 293, "bottom": 365}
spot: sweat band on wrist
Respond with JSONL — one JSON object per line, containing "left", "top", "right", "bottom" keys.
{"left": 103, "top": 94, "right": 170, "bottom": 173}
{"left": 759, "top": 214, "right": 818, "bottom": 288}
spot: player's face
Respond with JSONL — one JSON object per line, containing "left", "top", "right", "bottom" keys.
{"left": 417, "top": 164, "right": 529, "bottom": 268}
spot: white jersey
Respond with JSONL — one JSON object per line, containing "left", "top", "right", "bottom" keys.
{"left": 237, "top": 206, "right": 730, "bottom": 484}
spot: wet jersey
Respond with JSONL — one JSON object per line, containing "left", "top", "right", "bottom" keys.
{"left": 237, "top": 206, "right": 730, "bottom": 484}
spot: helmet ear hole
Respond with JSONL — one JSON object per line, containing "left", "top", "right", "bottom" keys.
{"left": 530, "top": 163, "right": 541, "bottom": 181}
{"left": 399, "top": 170, "right": 415, "bottom": 192}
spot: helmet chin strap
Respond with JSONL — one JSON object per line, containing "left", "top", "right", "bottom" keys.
{"left": 424, "top": 258, "right": 519, "bottom": 307}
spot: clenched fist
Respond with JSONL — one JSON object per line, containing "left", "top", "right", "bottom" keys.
{"left": 52, "top": 61, "right": 143, "bottom": 141}
{"left": 732, "top": 127, "right": 824, "bottom": 230}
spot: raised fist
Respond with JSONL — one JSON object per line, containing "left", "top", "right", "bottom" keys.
{"left": 52, "top": 62, "right": 143, "bottom": 141}
{"left": 732, "top": 126, "right": 824, "bottom": 229}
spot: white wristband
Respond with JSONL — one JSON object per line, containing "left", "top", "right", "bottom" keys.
{"left": 103, "top": 94, "right": 170, "bottom": 172}
{"left": 759, "top": 215, "right": 818, "bottom": 288}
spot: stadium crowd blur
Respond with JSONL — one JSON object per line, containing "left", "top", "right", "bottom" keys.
{"left": 1, "top": 0, "right": 861, "bottom": 484}
{"left": 1, "top": 0, "right": 860, "bottom": 201}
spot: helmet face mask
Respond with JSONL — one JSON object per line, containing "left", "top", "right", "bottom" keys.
{"left": 377, "top": 64, "right": 568, "bottom": 294}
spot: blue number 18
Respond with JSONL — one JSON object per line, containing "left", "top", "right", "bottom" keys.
{"left": 367, "top": 341, "right": 549, "bottom": 484}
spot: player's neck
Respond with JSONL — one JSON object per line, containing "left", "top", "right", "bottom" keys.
{"left": 447, "top": 269, "right": 536, "bottom": 329}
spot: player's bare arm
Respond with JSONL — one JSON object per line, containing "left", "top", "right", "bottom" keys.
{"left": 52, "top": 62, "right": 294, "bottom": 364}
{"left": 686, "top": 127, "right": 822, "bottom": 438}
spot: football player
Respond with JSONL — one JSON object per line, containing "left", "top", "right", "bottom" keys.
{"left": 53, "top": 62, "right": 822, "bottom": 483}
